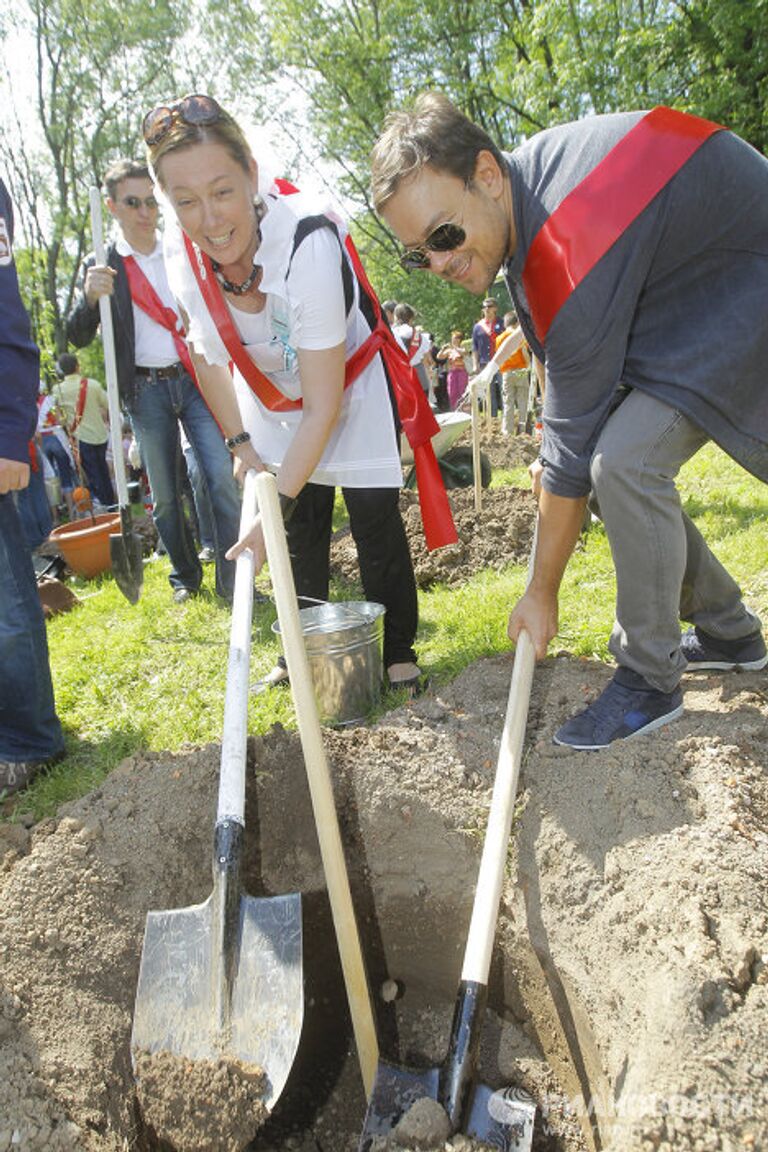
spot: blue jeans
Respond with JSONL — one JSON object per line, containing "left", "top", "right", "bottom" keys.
{"left": 15, "top": 465, "right": 52, "bottom": 550}
{"left": 0, "top": 493, "right": 64, "bottom": 762}
{"left": 79, "top": 439, "right": 115, "bottom": 508}
{"left": 183, "top": 437, "right": 216, "bottom": 551}
{"left": 128, "top": 368, "right": 240, "bottom": 598}
{"left": 40, "top": 435, "right": 76, "bottom": 491}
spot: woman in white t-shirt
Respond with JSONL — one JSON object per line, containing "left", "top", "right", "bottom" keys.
{"left": 143, "top": 95, "right": 424, "bottom": 693}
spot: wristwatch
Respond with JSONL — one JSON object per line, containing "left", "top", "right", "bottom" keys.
{"left": 225, "top": 430, "right": 251, "bottom": 452}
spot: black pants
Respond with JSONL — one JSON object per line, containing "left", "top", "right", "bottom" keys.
{"left": 286, "top": 483, "right": 418, "bottom": 668}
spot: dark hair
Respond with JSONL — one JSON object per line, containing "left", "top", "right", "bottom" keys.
{"left": 57, "top": 353, "right": 79, "bottom": 376}
{"left": 394, "top": 302, "right": 415, "bottom": 324}
{"left": 104, "top": 159, "right": 151, "bottom": 200}
{"left": 371, "top": 91, "right": 505, "bottom": 211}
{"left": 382, "top": 300, "right": 397, "bottom": 315}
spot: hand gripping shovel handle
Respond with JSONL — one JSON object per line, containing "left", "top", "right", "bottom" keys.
{"left": 89, "top": 187, "right": 129, "bottom": 509}
{"left": 256, "top": 471, "right": 379, "bottom": 1096}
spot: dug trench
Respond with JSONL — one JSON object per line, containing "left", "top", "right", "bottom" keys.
{"left": 1, "top": 650, "right": 766, "bottom": 1152}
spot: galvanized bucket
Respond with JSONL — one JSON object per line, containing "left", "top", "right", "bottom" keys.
{"left": 273, "top": 601, "right": 385, "bottom": 726}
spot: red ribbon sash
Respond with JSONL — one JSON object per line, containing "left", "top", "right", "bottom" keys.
{"left": 522, "top": 106, "right": 723, "bottom": 343}
{"left": 68, "top": 376, "right": 89, "bottom": 437}
{"left": 123, "top": 255, "right": 195, "bottom": 378}
{"left": 184, "top": 195, "right": 457, "bottom": 550}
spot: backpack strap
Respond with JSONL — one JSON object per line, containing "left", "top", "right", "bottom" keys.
{"left": 287, "top": 215, "right": 355, "bottom": 316}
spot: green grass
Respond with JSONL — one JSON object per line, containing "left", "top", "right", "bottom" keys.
{"left": 7, "top": 442, "right": 766, "bottom": 823}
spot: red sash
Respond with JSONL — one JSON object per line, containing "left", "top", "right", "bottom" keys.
{"left": 68, "top": 377, "right": 89, "bottom": 436}
{"left": 123, "top": 255, "right": 195, "bottom": 377}
{"left": 479, "top": 318, "right": 498, "bottom": 358}
{"left": 184, "top": 192, "right": 457, "bottom": 550}
{"left": 522, "top": 106, "right": 723, "bottom": 343}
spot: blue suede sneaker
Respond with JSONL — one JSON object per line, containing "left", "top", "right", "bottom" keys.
{"left": 553, "top": 667, "right": 683, "bottom": 750}
{"left": 681, "top": 626, "right": 768, "bottom": 672}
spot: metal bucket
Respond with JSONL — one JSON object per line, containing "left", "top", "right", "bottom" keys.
{"left": 273, "top": 601, "right": 385, "bottom": 727}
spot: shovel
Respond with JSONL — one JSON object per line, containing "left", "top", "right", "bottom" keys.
{"left": 470, "top": 375, "right": 483, "bottom": 514}
{"left": 358, "top": 582, "right": 539, "bottom": 1149}
{"left": 89, "top": 186, "right": 144, "bottom": 603}
{"left": 256, "top": 471, "right": 379, "bottom": 1095}
{"left": 131, "top": 468, "right": 302, "bottom": 1110}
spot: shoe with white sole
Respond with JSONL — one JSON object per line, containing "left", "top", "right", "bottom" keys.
{"left": 681, "top": 626, "right": 767, "bottom": 672}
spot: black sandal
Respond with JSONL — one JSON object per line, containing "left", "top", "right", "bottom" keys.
{"left": 251, "top": 664, "right": 290, "bottom": 695}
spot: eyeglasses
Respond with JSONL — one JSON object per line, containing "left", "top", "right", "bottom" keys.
{"left": 399, "top": 185, "right": 470, "bottom": 272}
{"left": 120, "top": 195, "right": 158, "bottom": 210}
{"left": 142, "top": 94, "right": 223, "bottom": 147}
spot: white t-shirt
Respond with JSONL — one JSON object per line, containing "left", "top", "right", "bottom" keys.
{"left": 392, "top": 323, "right": 431, "bottom": 367}
{"left": 116, "top": 234, "right": 182, "bottom": 369}
{"left": 164, "top": 191, "right": 402, "bottom": 489}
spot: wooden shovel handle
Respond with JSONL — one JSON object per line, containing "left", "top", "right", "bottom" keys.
{"left": 256, "top": 471, "right": 379, "bottom": 1095}
{"left": 461, "top": 520, "right": 539, "bottom": 985}
{"left": 460, "top": 629, "right": 535, "bottom": 983}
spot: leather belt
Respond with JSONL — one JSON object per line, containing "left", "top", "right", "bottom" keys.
{"left": 135, "top": 362, "right": 186, "bottom": 380}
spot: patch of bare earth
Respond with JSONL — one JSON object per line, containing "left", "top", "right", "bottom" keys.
{"left": 0, "top": 651, "right": 765, "bottom": 1151}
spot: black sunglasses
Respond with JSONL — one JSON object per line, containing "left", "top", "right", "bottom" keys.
{"left": 399, "top": 185, "right": 470, "bottom": 272}
{"left": 143, "top": 94, "right": 223, "bottom": 147}
{"left": 121, "top": 195, "right": 158, "bottom": 210}
{"left": 399, "top": 222, "right": 467, "bottom": 272}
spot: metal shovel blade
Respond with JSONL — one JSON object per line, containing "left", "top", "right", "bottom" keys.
{"left": 358, "top": 1062, "right": 535, "bottom": 1152}
{"left": 110, "top": 508, "right": 144, "bottom": 605}
{"left": 132, "top": 889, "right": 302, "bottom": 1109}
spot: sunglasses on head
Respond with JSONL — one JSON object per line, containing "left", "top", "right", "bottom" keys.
{"left": 121, "top": 195, "right": 158, "bottom": 210}
{"left": 142, "top": 94, "right": 223, "bottom": 147}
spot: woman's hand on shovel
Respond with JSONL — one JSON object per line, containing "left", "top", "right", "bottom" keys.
{"left": 225, "top": 513, "right": 267, "bottom": 570}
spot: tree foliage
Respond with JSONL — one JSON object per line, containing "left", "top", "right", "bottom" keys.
{"left": 0, "top": 0, "right": 264, "bottom": 363}
{"left": 1, "top": 0, "right": 766, "bottom": 355}
{"left": 252, "top": 0, "right": 768, "bottom": 338}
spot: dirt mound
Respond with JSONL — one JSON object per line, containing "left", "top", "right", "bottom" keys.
{"left": 1, "top": 654, "right": 765, "bottom": 1152}
{"left": 331, "top": 487, "right": 537, "bottom": 590}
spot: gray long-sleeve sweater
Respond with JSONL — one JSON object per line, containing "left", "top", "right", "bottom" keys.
{"left": 502, "top": 111, "right": 768, "bottom": 497}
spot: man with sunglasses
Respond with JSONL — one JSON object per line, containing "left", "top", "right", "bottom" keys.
{"left": 472, "top": 298, "right": 504, "bottom": 418}
{"left": 66, "top": 159, "right": 241, "bottom": 604}
{"left": 371, "top": 92, "right": 768, "bottom": 750}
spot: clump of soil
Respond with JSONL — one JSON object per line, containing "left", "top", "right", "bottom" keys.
{"left": 391, "top": 1096, "right": 451, "bottom": 1149}
{"left": 133, "top": 1050, "right": 268, "bottom": 1151}
{"left": 331, "top": 487, "right": 537, "bottom": 590}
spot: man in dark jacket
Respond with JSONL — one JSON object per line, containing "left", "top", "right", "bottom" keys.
{"left": 0, "top": 177, "right": 65, "bottom": 793}
{"left": 67, "top": 159, "right": 240, "bottom": 603}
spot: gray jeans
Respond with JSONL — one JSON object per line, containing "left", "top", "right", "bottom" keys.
{"left": 590, "top": 389, "right": 761, "bottom": 692}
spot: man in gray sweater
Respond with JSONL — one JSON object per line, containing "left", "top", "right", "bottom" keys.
{"left": 371, "top": 93, "right": 767, "bottom": 749}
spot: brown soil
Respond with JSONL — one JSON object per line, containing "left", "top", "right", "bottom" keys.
{"left": 1, "top": 653, "right": 766, "bottom": 1152}
{"left": 2, "top": 429, "right": 765, "bottom": 1152}
{"left": 332, "top": 487, "right": 537, "bottom": 591}
{"left": 133, "top": 1051, "right": 268, "bottom": 1151}
{"left": 331, "top": 428, "right": 540, "bottom": 591}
